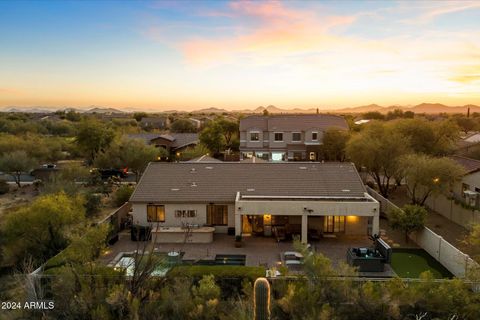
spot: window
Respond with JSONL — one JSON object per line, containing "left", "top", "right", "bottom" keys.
{"left": 309, "top": 152, "right": 316, "bottom": 161}
{"left": 292, "top": 132, "right": 301, "bottom": 142}
{"left": 293, "top": 152, "right": 303, "bottom": 161}
{"left": 147, "top": 205, "right": 165, "bottom": 222}
{"left": 324, "top": 216, "right": 345, "bottom": 233}
{"left": 207, "top": 205, "right": 228, "bottom": 226}
{"left": 272, "top": 152, "right": 285, "bottom": 161}
{"left": 255, "top": 152, "right": 269, "bottom": 160}
{"left": 274, "top": 132, "right": 283, "bottom": 141}
{"left": 312, "top": 132, "right": 318, "bottom": 141}
{"left": 250, "top": 132, "right": 259, "bottom": 141}
{"left": 175, "top": 210, "right": 197, "bottom": 218}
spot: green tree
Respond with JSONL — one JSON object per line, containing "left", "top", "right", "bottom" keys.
{"left": 321, "top": 129, "right": 350, "bottom": 161}
{"left": 199, "top": 122, "right": 224, "bottom": 154}
{"left": 346, "top": 122, "right": 410, "bottom": 197}
{"left": 177, "top": 143, "right": 211, "bottom": 161}
{"left": 362, "top": 111, "right": 384, "bottom": 120}
{"left": 388, "top": 205, "right": 427, "bottom": 242}
{"left": 113, "top": 185, "right": 134, "bottom": 207}
{"left": 85, "top": 192, "right": 102, "bottom": 217}
{"left": 170, "top": 119, "right": 197, "bottom": 133}
{"left": 76, "top": 118, "right": 115, "bottom": 164}
{"left": 95, "top": 138, "right": 160, "bottom": 182}
{"left": 399, "top": 154, "right": 465, "bottom": 205}
{"left": 216, "top": 118, "right": 239, "bottom": 149}
{"left": 2, "top": 192, "right": 85, "bottom": 265}
{"left": 133, "top": 112, "right": 147, "bottom": 122}
{"left": 0, "top": 150, "right": 37, "bottom": 188}
{"left": 456, "top": 117, "right": 477, "bottom": 134}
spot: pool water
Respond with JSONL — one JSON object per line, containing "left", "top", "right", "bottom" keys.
{"left": 114, "top": 253, "right": 246, "bottom": 275}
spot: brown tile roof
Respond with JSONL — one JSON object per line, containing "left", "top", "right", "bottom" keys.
{"left": 185, "top": 155, "right": 222, "bottom": 163}
{"left": 240, "top": 114, "right": 348, "bottom": 131}
{"left": 130, "top": 162, "right": 368, "bottom": 203}
{"left": 126, "top": 133, "right": 198, "bottom": 149}
{"left": 449, "top": 155, "right": 480, "bottom": 174}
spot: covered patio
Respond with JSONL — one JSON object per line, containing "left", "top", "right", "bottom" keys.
{"left": 234, "top": 192, "right": 380, "bottom": 243}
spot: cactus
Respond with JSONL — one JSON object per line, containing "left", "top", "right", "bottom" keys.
{"left": 253, "top": 277, "right": 271, "bottom": 320}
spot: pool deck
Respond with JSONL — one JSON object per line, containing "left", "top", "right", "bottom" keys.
{"left": 99, "top": 231, "right": 395, "bottom": 277}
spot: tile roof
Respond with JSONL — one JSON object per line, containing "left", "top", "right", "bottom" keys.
{"left": 448, "top": 155, "right": 480, "bottom": 174}
{"left": 126, "top": 133, "right": 198, "bottom": 149}
{"left": 240, "top": 114, "right": 348, "bottom": 131}
{"left": 185, "top": 155, "right": 222, "bottom": 163}
{"left": 130, "top": 162, "right": 368, "bottom": 203}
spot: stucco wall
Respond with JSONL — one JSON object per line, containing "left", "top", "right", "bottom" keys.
{"left": 425, "top": 194, "right": 480, "bottom": 229}
{"left": 344, "top": 216, "right": 368, "bottom": 235}
{"left": 131, "top": 202, "right": 235, "bottom": 233}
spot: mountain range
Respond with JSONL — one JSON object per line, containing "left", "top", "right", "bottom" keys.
{"left": 1, "top": 103, "right": 479, "bottom": 115}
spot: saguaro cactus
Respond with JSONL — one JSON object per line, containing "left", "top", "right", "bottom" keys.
{"left": 253, "top": 277, "right": 271, "bottom": 320}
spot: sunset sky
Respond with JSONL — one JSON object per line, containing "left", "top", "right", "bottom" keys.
{"left": 1, "top": 0, "right": 480, "bottom": 111}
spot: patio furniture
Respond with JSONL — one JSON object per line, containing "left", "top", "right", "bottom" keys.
{"left": 273, "top": 226, "right": 286, "bottom": 242}
{"left": 283, "top": 251, "right": 303, "bottom": 260}
{"left": 308, "top": 228, "right": 321, "bottom": 241}
{"left": 346, "top": 238, "right": 392, "bottom": 272}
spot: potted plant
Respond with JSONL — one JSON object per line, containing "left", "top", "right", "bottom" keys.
{"left": 235, "top": 235, "right": 242, "bottom": 248}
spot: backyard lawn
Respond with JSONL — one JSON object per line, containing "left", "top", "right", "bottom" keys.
{"left": 391, "top": 249, "right": 453, "bottom": 279}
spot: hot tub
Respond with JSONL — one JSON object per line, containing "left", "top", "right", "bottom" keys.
{"left": 151, "top": 226, "right": 215, "bottom": 244}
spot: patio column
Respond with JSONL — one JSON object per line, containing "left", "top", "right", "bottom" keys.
{"left": 235, "top": 214, "right": 242, "bottom": 236}
{"left": 301, "top": 214, "right": 308, "bottom": 244}
{"left": 372, "top": 212, "right": 380, "bottom": 236}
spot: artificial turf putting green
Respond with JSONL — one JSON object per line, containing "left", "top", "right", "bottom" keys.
{"left": 391, "top": 249, "right": 453, "bottom": 279}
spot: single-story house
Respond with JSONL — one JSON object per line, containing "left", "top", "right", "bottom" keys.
{"left": 129, "top": 162, "right": 379, "bottom": 243}
{"left": 449, "top": 155, "right": 480, "bottom": 208}
{"left": 127, "top": 133, "right": 199, "bottom": 156}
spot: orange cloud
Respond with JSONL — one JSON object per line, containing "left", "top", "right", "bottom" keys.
{"left": 180, "top": 1, "right": 356, "bottom": 65}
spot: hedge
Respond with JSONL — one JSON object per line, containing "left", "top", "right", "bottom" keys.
{"left": 167, "top": 265, "right": 265, "bottom": 281}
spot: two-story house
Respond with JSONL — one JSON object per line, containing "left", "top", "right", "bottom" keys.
{"left": 239, "top": 114, "right": 349, "bottom": 161}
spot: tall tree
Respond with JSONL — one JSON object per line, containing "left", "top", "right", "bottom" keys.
{"left": 216, "top": 118, "right": 239, "bottom": 149}
{"left": 0, "top": 150, "right": 36, "bottom": 188}
{"left": 456, "top": 117, "right": 477, "bottom": 134}
{"left": 399, "top": 154, "right": 465, "bottom": 205}
{"left": 321, "top": 129, "right": 350, "bottom": 161}
{"left": 199, "top": 122, "right": 224, "bottom": 154}
{"left": 2, "top": 192, "right": 85, "bottom": 265}
{"left": 170, "top": 119, "right": 197, "bottom": 133}
{"left": 388, "top": 205, "right": 427, "bottom": 242}
{"left": 75, "top": 118, "right": 115, "bottom": 164}
{"left": 95, "top": 138, "right": 161, "bottom": 182}
{"left": 346, "top": 122, "right": 410, "bottom": 197}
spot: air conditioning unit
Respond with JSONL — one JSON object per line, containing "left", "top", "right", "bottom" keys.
{"left": 463, "top": 190, "right": 478, "bottom": 206}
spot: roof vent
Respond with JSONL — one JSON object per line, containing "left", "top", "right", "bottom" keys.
{"left": 171, "top": 188, "right": 180, "bottom": 191}
{"left": 205, "top": 166, "right": 213, "bottom": 170}
{"left": 191, "top": 182, "right": 197, "bottom": 187}
{"left": 190, "top": 168, "right": 196, "bottom": 173}
{"left": 342, "top": 189, "right": 350, "bottom": 192}
{"left": 247, "top": 188, "right": 255, "bottom": 192}
{"left": 299, "top": 166, "right": 307, "bottom": 170}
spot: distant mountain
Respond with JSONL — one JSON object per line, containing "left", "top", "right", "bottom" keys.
{"left": 192, "top": 107, "right": 229, "bottom": 113}
{"left": 3, "top": 107, "right": 53, "bottom": 113}
{"left": 85, "top": 107, "right": 124, "bottom": 114}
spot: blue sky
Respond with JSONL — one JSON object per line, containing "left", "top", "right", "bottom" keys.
{"left": 1, "top": 0, "right": 479, "bottom": 111}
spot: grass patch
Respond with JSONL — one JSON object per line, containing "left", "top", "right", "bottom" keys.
{"left": 391, "top": 248, "right": 453, "bottom": 279}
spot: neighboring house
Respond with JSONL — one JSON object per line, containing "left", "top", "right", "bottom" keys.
{"left": 239, "top": 114, "right": 349, "bottom": 161}
{"left": 129, "top": 162, "right": 379, "bottom": 244}
{"left": 449, "top": 155, "right": 480, "bottom": 208}
{"left": 188, "top": 118, "right": 202, "bottom": 129}
{"left": 127, "top": 133, "right": 199, "bottom": 156}
{"left": 454, "top": 132, "right": 480, "bottom": 155}
{"left": 426, "top": 155, "right": 480, "bottom": 228}
{"left": 140, "top": 117, "right": 168, "bottom": 130}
